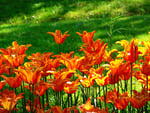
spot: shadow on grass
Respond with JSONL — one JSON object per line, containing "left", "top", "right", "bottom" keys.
{"left": 0, "top": 15, "right": 150, "bottom": 56}
{"left": 0, "top": 0, "right": 150, "bottom": 24}
{"left": 0, "top": 0, "right": 88, "bottom": 23}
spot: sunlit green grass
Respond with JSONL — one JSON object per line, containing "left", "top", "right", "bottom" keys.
{"left": 0, "top": 0, "right": 149, "bottom": 53}
{"left": 0, "top": 15, "right": 150, "bottom": 56}
{"left": 0, "top": 0, "right": 150, "bottom": 24}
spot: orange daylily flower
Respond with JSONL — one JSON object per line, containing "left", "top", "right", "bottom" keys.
{"left": 48, "top": 69, "right": 75, "bottom": 79}
{"left": 98, "top": 108, "right": 109, "bottom": 113}
{"left": 140, "top": 62, "right": 150, "bottom": 76}
{"left": 54, "top": 51, "right": 82, "bottom": 71}
{"left": 3, "top": 54, "right": 26, "bottom": 68}
{"left": 78, "top": 56, "right": 94, "bottom": 74}
{"left": 64, "top": 79, "right": 79, "bottom": 94}
{"left": 0, "top": 55, "right": 4, "bottom": 65}
{"left": 48, "top": 76, "right": 70, "bottom": 92}
{"left": 33, "top": 80, "right": 51, "bottom": 96}
{"left": 109, "top": 59, "right": 130, "bottom": 76}
{"left": 28, "top": 52, "right": 59, "bottom": 77}
{"left": 97, "top": 88, "right": 118, "bottom": 104}
{"left": 139, "top": 41, "right": 150, "bottom": 56}
{"left": 139, "top": 55, "right": 150, "bottom": 75}
{"left": 0, "top": 80, "right": 6, "bottom": 90}
{"left": 50, "top": 105, "right": 76, "bottom": 113}
{"left": 24, "top": 80, "right": 51, "bottom": 96}
{"left": 87, "top": 67, "right": 109, "bottom": 86}
{"left": 15, "top": 62, "right": 43, "bottom": 85}
{"left": 95, "top": 75, "right": 109, "bottom": 86}
{"left": 76, "top": 31, "right": 95, "bottom": 44}
{"left": 79, "top": 39, "right": 107, "bottom": 56}
{"left": 130, "top": 87, "right": 150, "bottom": 109}
{"left": 97, "top": 88, "right": 129, "bottom": 110}
{"left": 103, "top": 49, "right": 118, "bottom": 62}
{"left": 0, "top": 64, "right": 6, "bottom": 75}
{"left": 0, "top": 41, "right": 31, "bottom": 56}
{"left": 133, "top": 71, "right": 150, "bottom": 90}
{"left": 47, "top": 30, "right": 70, "bottom": 44}
{"left": 27, "top": 52, "right": 53, "bottom": 68}
{"left": 116, "top": 39, "right": 141, "bottom": 63}
{"left": 0, "top": 74, "right": 22, "bottom": 88}
{"left": 114, "top": 92, "right": 129, "bottom": 110}
{"left": 79, "top": 97, "right": 109, "bottom": 113}
{"left": 26, "top": 97, "right": 50, "bottom": 113}
{"left": 79, "top": 39, "right": 107, "bottom": 65}
{"left": 0, "top": 62, "right": 11, "bottom": 75}
{"left": 11, "top": 41, "right": 31, "bottom": 55}
{"left": 78, "top": 97, "right": 95, "bottom": 112}
{"left": 76, "top": 74, "right": 97, "bottom": 88}
{"left": 0, "top": 89, "right": 23, "bottom": 112}
{"left": 0, "top": 55, "right": 7, "bottom": 75}
{"left": 86, "top": 66, "right": 104, "bottom": 76}
{"left": 0, "top": 41, "right": 31, "bottom": 68}
{"left": 59, "top": 55, "right": 83, "bottom": 71}
{"left": 79, "top": 77, "right": 93, "bottom": 88}
{"left": 107, "top": 59, "right": 131, "bottom": 84}
{"left": 133, "top": 70, "right": 146, "bottom": 82}
{"left": 0, "top": 108, "right": 8, "bottom": 113}
{"left": 53, "top": 51, "right": 75, "bottom": 59}
{"left": 28, "top": 52, "right": 53, "bottom": 60}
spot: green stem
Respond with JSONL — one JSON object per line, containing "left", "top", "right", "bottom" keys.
{"left": 121, "top": 109, "right": 126, "bottom": 113}
{"left": 117, "top": 75, "right": 119, "bottom": 97}
{"left": 95, "top": 85, "right": 97, "bottom": 107}
{"left": 44, "top": 77, "right": 49, "bottom": 109}
{"left": 42, "top": 92, "right": 45, "bottom": 108}
{"left": 70, "top": 94, "right": 72, "bottom": 107}
{"left": 103, "top": 86, "right": 106, "bottom": 110}
{"left": 137, "top": 108, "right": 141, "bottom": 113}
{"left": 59, "top": 44, "right": 61, "bottom": 54}
{"left": 93, "top": 84, "right": 95, "bottom": 107}
{"left": 59, "top": 91, "right": 61, "bottom": 106}
{"left": 130, "top": 63, "right": 133, "bottom": 113}
{"left": 68, "top": 94, "right": 70, "bottom": 107}
{"left": 23, "top": 82, "right": 26, "bottom": 113}
{"left": 14, "top": 88, "right": 17, "bottom": 113}
{"left": 29, "top": 84, "right": 33, "bottom": 113}
{"left": 62, "top": 91, "right": 64, "bottom": 107}
{"left": 114, "top": 75, "right": 116, "bottom": 89}
{"left": 80, "top": 85, "right": 86, "bottom": 103}
{"left": 146, "top": 75, "right": 148, "bottom": 92}
{"left": 116, "top": 76, "right": 119, "bottom": 113}
{"left": 21, "top": 84, "right": 25, "bottom": 113}
{"left": 145, "top": 75, "right": 148, "bottom": 113}
{"left": 131, "top": 63, "right": 133, "bottom": 97}
{"left": 89, "top": 87, "right": 90, "bottom": 97}
{"left": 99, "top": 86, "right": 102, "bottom": 108}
{"left": 67, "top": 94, "right": 72, "bottom": 107}
{"left": 120, "top": 80, "right": 124, "bottom": 93}
{"left": 74, "top": 92, "right": 76, "bottom": 105}
{"left": 32, "top": 85, "right": 34, "bottom": 113}
{"left": 124, "top": 75, "right": 127, "bottom": 92}
{"left": 141, "top": 84, "right": 144, "bottom": 113}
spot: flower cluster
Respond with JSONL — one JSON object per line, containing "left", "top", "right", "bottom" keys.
{"left": 0, "top": 30, "right": 150, "bottom": 113}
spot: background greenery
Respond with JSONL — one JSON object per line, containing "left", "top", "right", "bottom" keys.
{"left": 0, "top": 0, "right": 150, "bottom": 55}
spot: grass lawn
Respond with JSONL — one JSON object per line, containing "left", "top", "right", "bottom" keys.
{"left": 0, "top": 15, "right": 150, "bottom": 56}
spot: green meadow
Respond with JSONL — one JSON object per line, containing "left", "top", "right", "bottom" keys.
{"left": 0, "top": 0, "right": 150, "bottom": 55}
